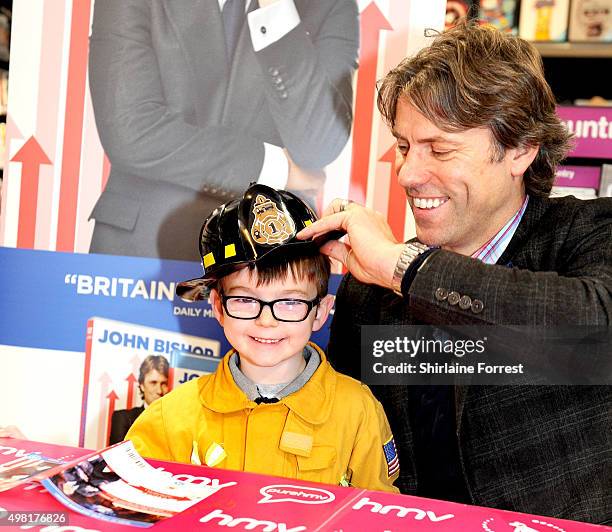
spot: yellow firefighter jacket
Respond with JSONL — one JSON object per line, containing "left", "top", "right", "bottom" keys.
{"left": 127, "top": 344, "right": 399, "bottom": 492}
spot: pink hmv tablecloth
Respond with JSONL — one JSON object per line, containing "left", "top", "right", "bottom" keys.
{"left": 0, "top": 438, "right": 608, "bottom": 532}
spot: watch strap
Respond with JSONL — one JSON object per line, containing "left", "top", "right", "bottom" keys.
{"left": 391, "top": 241, "right": 430, "bottom": 296}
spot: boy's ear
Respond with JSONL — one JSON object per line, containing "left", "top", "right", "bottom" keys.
{"left": 209, "top": 288, "right": 225, "bottom": 326}
{"left": 311, "top": 294, "right": 335, "bottom": 332}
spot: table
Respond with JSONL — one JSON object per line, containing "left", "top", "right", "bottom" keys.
{"left": 0, "top": 438, "right": 607, "bottom": 531}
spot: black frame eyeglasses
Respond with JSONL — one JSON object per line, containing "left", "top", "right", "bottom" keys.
{"left": 220, "top": 295, "right": 320, "bottom": 322}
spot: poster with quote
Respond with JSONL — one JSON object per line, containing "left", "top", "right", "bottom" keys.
{"left": 0, "top": 0, "right": 446, "bottom": 447}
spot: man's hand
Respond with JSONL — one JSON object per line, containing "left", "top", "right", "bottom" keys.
{"left": 298, "top": 199, "right": 405, "bottom": 290}
{"left": 0, "top": 425, "right": 27, "bottom": 439}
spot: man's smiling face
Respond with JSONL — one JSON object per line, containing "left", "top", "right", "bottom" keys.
{"left": 393, "top": 98, "right": 528, "bottom": 256}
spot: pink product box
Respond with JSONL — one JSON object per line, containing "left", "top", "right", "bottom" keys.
{"left": 555, "top": 165, "right": 601, "bottom": 188}
{"left": 557, "top": 105, "right": 612, "bottom": 159}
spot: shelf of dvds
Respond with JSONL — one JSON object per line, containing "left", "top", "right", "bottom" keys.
{"left": 551, "top": 101, "right": 612, "bottom": 199}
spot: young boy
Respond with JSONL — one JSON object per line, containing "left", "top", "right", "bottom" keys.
{"left": 126, "top": 184, "right": 399, "bottom": 492}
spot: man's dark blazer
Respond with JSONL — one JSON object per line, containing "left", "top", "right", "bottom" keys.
{"left": 87, "top": 0, "right": 358, "bottom": 260}
{"left": 328, "top": 195, "right": 612, "bottom": 524}
{"left": 109, "top": 406, "right": 144, "bottom": 445}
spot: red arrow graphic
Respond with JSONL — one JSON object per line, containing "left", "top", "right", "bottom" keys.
{"left": 349, "top": 3, "right": 393, "bottom": 204}
{"left": 168, "top": 367, "right": 175, "bottom": 392}
{"left": 380, "top": 144, "right": 407, "bottom": 241}
{"left": 11, "top": 137, "right": 52, "bottom": 249}
{"left": 97, "top": 372, "right": 112, "bottom": 446}
{"left": 56, "top": 0, "right": 92, "bottom": 251}
{"left": 125, "top": 373, "right": 138, "bottom": 410}
{"left": 105, "top": 389, "right": 119, "bottom": 446}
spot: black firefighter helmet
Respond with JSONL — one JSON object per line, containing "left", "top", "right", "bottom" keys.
{"left": 176, "top": 184, "right": 343, "bottom": 301}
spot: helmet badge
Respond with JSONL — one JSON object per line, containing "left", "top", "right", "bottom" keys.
{"left": 250, "top": 194, "right": 295, "bottom": 245}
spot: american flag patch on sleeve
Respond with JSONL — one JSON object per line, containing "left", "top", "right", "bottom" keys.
{"left": 383, "top": 437, "right": 399, "bottom": 477}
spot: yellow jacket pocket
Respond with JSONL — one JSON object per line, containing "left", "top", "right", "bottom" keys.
{"left": 296, "top": 445, "right": 337, "bottom": 483}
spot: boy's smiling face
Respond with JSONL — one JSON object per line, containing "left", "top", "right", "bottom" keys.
{"left": 210, "top": 266, "right": 333, "bottom": 384}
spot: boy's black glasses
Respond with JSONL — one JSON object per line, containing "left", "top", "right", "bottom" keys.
{"left": 220, "top": 295, "right": 320, "bottom": 322}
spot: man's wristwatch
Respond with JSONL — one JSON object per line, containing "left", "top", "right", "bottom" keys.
{"left": 391, "top": 241, "right": 430, "bottom": 296}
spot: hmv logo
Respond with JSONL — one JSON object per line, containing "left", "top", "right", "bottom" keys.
{"left": 353, "top": 496, "right": 455, "bottom": 522}
{"left": 199, "top": 509, "right": 306, "bottom": 531}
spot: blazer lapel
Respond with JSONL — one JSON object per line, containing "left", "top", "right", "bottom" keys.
{"left": 497, "top": 195, "right": 546, "bottom": 267}
{"left": 222, "top": 3, "right": 265, "bottom": 126}
{"left": 455, "top": 197, "right": 547, "bottom": 432}
{"left": 162, "top": 0, "right": 230, "bottom": 125}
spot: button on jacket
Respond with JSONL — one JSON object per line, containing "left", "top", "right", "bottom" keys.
{"left": 127, "top": 344, "right": 399, "bottom": 492}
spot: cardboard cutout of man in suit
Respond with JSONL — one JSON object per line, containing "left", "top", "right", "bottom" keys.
{"left": 88, "top": 0, "right": 359, "bottom": 260}
{"left": 109, "top": 355, "right": 169, "bottom": 445}
{"left": 299, "top": 20, "right": 612, "bottom": 524}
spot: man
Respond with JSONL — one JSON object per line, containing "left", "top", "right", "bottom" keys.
{"left": 109, "top": 355, "right": 169, "bottom": 445}
{"left": 299, "top": 21, "right": 612, "bottom": 523}
{"left": 88, "top": 0, "right": 358, "bottom": 260}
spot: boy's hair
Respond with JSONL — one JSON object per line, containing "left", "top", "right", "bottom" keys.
{"left": 214, "top": 250, "right": 331, "bottom": 298}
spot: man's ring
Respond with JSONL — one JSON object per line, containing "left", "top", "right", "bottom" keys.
{"left": 339, "top": 199, "right": 350, "bottom": 212}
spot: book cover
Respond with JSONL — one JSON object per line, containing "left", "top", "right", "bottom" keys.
{"left": 445, "top": 0, "right": 474, "bottom": 29}
{"left": 0, "top": 453, "right": 64, "bottom": 492}
{"left": 0, "top": 437, "right": 92, "bottom": 492}
{"left": 599, "top": 163, "right": 612, "bottom": 197}
{"left": 569, "top": 0, "right": 612, "bottom": 41}
{"left": 554, "top": 165, "right": 601, "bottom": 194}
{"left": 79, "top": 317, "right": 222, "bottom": 450}
{"left": 479, "top": 0, "right": 518, "bottom": 32}
{"left": 519, "top": 0, "right": 571, "bottom": 41}
{"left": 40, "top": 441, "right": 223, "bottom": 528}
{"left": 169, "top": 349, "right": 222, "bottom": 388}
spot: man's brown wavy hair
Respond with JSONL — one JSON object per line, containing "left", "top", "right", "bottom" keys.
{"left": 377, "top": 20, "right": 572, "bottom": 197}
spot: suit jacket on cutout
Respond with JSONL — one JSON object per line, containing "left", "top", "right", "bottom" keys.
{"left": 328, "top": 195, "right": 612, "bottom": 524}
{"left": 109, "top": 406, "right": 144, "bottom": 446}
{"left": 88, "top": 0, "right": 359, "bottom": 260}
